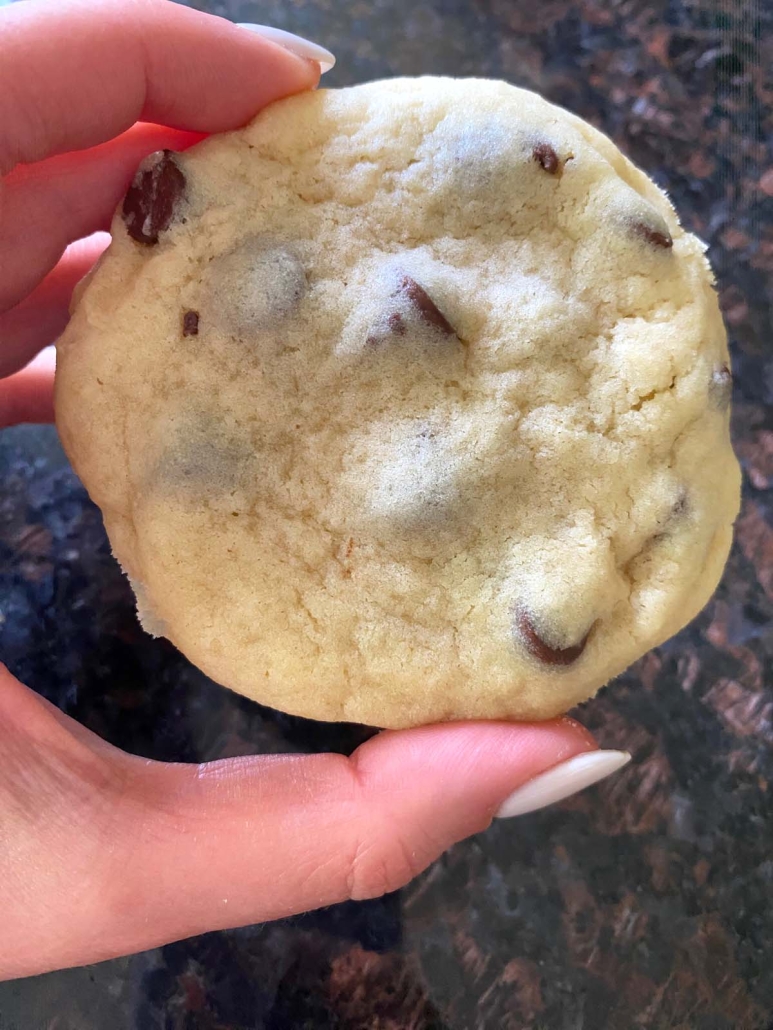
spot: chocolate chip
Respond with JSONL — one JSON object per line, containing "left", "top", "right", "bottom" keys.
{"left": 122, "top": 150, "right": 186, "bottom": 245}
{"left": 632, "top": 221, "right": 673, "bottom": 249}
{"left": 514, "top": 607, "right": 592, "bottom": 666}
{"left": 641, "top": 490, "right": 691, "bottom": 553}
{"left": 182, "top": 310, "right": 199, "bottom": 337}
{"left": 671, "top": 490, "right": 689, "bottom": 520}
{"left": 367, "top": 276, "right": 457, "bottom": 345}
{"left": 709, "top": 364, "right": 732, "bottom": 410}
{"left": 533, "top": 142, "right": 560, "bottom": 174}
{"left": 387, "top": 311, "right": 407, "bottom": 335}
{"left": 396, "top": 276, "right": 455, "bottom": 335}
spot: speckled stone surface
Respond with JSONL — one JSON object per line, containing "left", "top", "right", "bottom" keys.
{"left": 1, "top": 0, "right": 772, "bottom": 1027}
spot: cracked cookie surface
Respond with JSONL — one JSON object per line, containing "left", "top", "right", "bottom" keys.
{"left": 55, "top": 78, "right": 741, "bottom": 727}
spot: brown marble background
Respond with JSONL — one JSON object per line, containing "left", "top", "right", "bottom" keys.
{"left": 0, "top": 0, "right": 771, "bottom": 1027}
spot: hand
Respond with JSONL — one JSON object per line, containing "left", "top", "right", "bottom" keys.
{"left": 0, "top": 0, "right": 625, "bottom": 982}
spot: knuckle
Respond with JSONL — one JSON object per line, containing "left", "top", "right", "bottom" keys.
{"left": 344, "top": 826, "right": 430, "bottom": 901}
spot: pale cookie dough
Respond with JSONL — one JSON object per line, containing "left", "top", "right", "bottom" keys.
{"left": 55, "top": 78, "right": 741, "bottom": 728}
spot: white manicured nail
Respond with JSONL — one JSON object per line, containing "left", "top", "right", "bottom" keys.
{"left": 495, "top": 750, "right": 631, "bottom": 819}
{"left": 237, "top": 24, "right": 336, "bottom": 73}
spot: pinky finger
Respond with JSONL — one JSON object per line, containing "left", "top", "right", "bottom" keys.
{"left": 0, "top": 347, "right": 56, "bottom": 427}
{"left": 0, "top": 233, "right": 109, "bottom": 379}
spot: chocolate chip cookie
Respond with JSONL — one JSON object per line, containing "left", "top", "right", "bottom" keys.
{"left": 55, "top": 78, "right": 741, "bottom": 727}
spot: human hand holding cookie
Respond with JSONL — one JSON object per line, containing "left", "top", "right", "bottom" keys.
{"left": 0, "top": 0, "right": 647, "bottom": 980}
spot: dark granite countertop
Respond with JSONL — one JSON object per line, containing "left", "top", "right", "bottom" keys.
{"left": 1, "top": 0, "right": 772, "bottom": 1026}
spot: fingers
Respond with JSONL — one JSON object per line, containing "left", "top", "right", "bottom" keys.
{"left": 0, "top": 671, "right": 600, "bottom": 978}
{"left": 0, "top": 234, "right": 108, "bottom": 379}
{"left": 0, "top": 0, "right": 323, "bottom": 368}
{"left": 0, "top": 0, "right": 320, "bottom": 173}
{"left": 0, "top": 347, "right": 56, "bottom": 426}
{"left": 1, "top": 126, "right": 200, "bottom": 312}
{"left": 0, "top": 232, "right": 105, "bottom": 426}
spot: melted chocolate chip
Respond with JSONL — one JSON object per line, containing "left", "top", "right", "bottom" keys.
{"left": 632, "top": 221, "right": 673, "bottom": 249}
{"left": 396, "top": 276, "right": 455, "bottom": 335}
{"left": 709, "top": 364, "right": 733, "bottom": 410}
{"left": 205, "top": 240, "right": 306, "bottom": 332}
{"left": 514, "top": 607, "right": 592, "bottom": 666}
{"left": 533, "top": 142, "right": 560, "bottom": 174}
{"left": 182, "top": 310, "right": 199, "bottom": 337}
{"left": 122, "top": 150, "right": 186, "bottom": 245}
{"left": 156, "top": 433, "right": 244, "bottom": 493}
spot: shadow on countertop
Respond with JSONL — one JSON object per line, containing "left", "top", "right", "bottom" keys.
{"left": 1, "top": 0, "right": 772, "bottom": 1027}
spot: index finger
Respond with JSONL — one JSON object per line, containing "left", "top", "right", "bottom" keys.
{"left": 0, "top": 0, "right": 321, "bottom": 174}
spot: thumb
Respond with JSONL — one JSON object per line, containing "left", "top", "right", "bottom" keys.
{"left": 0, "top": 667, "right": 623, "bottom": 979}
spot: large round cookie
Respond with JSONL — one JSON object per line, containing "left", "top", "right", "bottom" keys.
{"left": 56, "top": 78, "right": 741, "bottom": 728}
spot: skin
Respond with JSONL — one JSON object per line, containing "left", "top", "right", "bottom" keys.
{"left": 0, "top": 0, "right": 598, "bottom": 981}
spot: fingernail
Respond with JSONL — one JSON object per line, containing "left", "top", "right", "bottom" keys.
{"left": 237, "top": 24, "right": 336, "bottom": 74}
{"left": 495, "top": 750, "right": 631, "bottom": 819}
